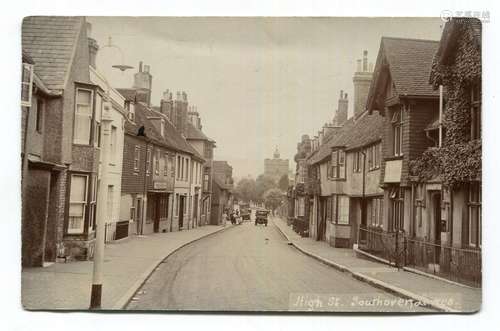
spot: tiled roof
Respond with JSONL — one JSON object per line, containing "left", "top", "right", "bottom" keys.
{"left": 381, "top": 37, "right": 439, "bottom": 96}
{"left": 125, "top": 102, "right": 204, "bottom": 160}
{"left": 22, "top": 16, "right": 84, "bottom": 91}
{"left": 116, "top": 88, "right": 137, "bottom": 102}
{"left": 308, "top": 111, "right": 384, "bottom": 165}
{"left": 186, "top": 122, "right": 213, "bottom": 142}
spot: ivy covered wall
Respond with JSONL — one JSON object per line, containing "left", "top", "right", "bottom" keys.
{"left": 409, "top": 18, "right": 481, "bottom": 187}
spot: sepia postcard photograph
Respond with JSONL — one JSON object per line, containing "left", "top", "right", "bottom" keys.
{"left": 19, "top": 14, "right": 483, "bottom": 314}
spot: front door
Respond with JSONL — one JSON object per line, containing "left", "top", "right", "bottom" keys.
{"left": 153, "top": 194, "right": 160, "bottom": 233}
{"left": 179, "top": 196, "right": 185, "bottom": 229}
{"left": 433, "top": 193, "right": 442, "bottom": 264}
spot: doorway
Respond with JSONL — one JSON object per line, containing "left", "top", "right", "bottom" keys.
{"left": 179, "top": 195, "right": 185, "bottom": 229}
{"left": 153, "top": 194, "right": 160, "bottom": 233}
{"left": 432, "top": 193, "right": 442, "bottom": 264}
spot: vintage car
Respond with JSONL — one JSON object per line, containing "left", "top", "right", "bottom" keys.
{"left": 239, "top": 203, "right": 251, "bottom": 221}
{"left": 255, "top": 209, "right": 269, "bottom": 226}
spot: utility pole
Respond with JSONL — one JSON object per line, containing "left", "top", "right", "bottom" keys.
{"left": 90, "top": 105, "right": 113, "bottom": 309}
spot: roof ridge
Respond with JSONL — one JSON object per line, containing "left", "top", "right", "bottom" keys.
{"left": 382, "top": 36, "right": 439, "bottom": 43}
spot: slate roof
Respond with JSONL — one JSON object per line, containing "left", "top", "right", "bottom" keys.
{"left": 380, "top": 37, "right": 439, "bottom": 97}
{"left": 22, "top": 16, "right": 84, "bottom": 91}
{"left": 308, "top": 111, "right": 384, "bottom": 165}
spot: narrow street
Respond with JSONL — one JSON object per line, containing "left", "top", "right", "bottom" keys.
{"left": 127, "top": 217, "right": 433, "bottom": 312}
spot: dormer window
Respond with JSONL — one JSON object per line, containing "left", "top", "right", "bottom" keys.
{"left": 126, "top": 101, "right": 135, "bottom": 122}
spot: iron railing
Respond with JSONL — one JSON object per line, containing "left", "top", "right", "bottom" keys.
{"left": 358, "top": 226, "right": 482, "bottom": 287}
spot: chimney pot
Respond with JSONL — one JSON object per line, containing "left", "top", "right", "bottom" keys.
{"left": 356, "top": 59, "right": 362, "bottom": 72}
{"left": 139, "top": 61, "right": 143, "bottom": 72}
{"left": 144, "top": 65, "right": 150, "bottom": 73}
{"left": 340, "top": 90, "right": 343, "bottom": 99}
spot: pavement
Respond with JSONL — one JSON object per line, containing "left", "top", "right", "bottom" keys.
{"left": 127, "top": 220, "right": 432, "bottom": 312}
{"left": 21, "top": 225, "right": 229, "bottom": 310}
{"left": 272, "top": 216, "right": 482, "bottom": 313}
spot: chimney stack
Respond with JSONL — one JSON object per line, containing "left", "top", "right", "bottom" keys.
{"left": 352, "top": 50, "right": 373, "bottom": 118}
{"left": 336, "top": 89, "right": 348, "bottom": 126}
{"left": 173, "top": 90, "right": 188, "bottom": 137}
{"left": 86, "top": 23, "right": 99, "bottom": 69}
{"left": 133, "top": 61, "right": 152, "bottom": 106}
{"left": 160, "top": 89, "right": 173, "bottom": 121}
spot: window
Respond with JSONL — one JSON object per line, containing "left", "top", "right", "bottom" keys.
{"left": 369, "top": 198, "right": 383, "bottom": 227}
{"left": 330, "top": 195, "right": 349, "bottom": 224}
{"left": 35, "top": 98, "right": 43, "bottom": 133}
{"left": 94, "top": 94, "right": 102, "bottom": 147}
{"left": 468, "top": 182, "right": 481, "bottom": 247}
{"left": 146, "top": 148, "right": 151, "bottom": 175}
{"left": 203, "top": 172, "right": 210, "bottom": 191}
{"left": 470, "top": 82, "right": 481, "bottom": 140}
{"left": 392, "top": 108, "right": 404, "bottom": 156}
{"left": 164, "top": 153, "right": 169, "bottom": 176}
{"left": 134, "top": 146, "right": 140, "bottom": 172}
{"left": 155, "top": 149, "right": 160, "bottom": 175}
{"left": 368, "top": 144, "right": 381, "bottom": 170}
{"left": 21, "top": 63, "right": 34, "bottom": 107}
{"left": 175, "top": 194, "right": 180, "bottom": 216}
{"left": 160, "top": 119, "right": 165, "bottom": 137}
{"left": 130, "top": 205, "right": 136, "bottom": 221}
{"left": 330, "top": 150, "right": 346, "bottom": 179}
{"left": 176, "top": 156, "right": 181, "bottom": 178}
{"left": 390, "top": 187, "right": 404, "bottom": 231}
{"left": 110, "top": 125, "right": 117, "bottom": 163}
{"left": 415, "top": 184, "right": 425, "bottom": 228}
{"left": 74, "top": 89, "right": 93, "bottom": 145}
{"left": 89, "top": 177, "right": 97, "bottom": 231}
{"left": 68, "top": 174, "right": 88, "bottom": 234}
{"left": 169, "top": 155, "right": 175, "bottom": 178}
{"left": 297, "top": 197, "right": 305, "bottom": 217}
{"left": 353, "top": 151, "right": 362, "bottom": 173}
{"left": 338, "top": 196, "right": 349, "bottom": 224}
{"left": 126, "top": 101, "right": 135, "bottom": 121}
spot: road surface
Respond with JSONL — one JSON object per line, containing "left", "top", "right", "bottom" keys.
{"left": 126, "top": 219, "right": 433, "bottom": 312}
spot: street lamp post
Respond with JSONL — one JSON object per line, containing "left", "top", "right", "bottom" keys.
{"left": 90, "top": 104, "right": 113, "bottom": 309}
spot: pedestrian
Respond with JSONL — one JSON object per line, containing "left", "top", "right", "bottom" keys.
{"left": 222, "top": 209, "right": 227, "bottom": 227}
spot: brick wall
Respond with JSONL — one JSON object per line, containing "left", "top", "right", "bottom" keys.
{"left": 121, "top": 134, "right": 147, "bottom": 194}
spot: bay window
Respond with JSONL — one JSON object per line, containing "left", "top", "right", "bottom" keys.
{"left": 68, "top": 174, "right": 88, "bottom": 234}
{"left": 94, "top": 93, "right": 102, "bottom": 148}
{"left": 330, "top": 195, "right": 349, "bottom": 224}
{"left": 74, "top": 88, "right": 93, "bottom": 145}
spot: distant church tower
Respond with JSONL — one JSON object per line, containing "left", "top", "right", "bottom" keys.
{"left": 264, "top": 146, "right": 289, "bottom": 183}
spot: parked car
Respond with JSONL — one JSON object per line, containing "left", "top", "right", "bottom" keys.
{"left": 255, "top": 209, "right": 269, "bottom": 226}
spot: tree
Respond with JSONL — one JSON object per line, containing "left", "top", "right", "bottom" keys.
{"left": 263, "top": 188, "right": 284, "bottom": 213}
{"left": 255, "top": 174, "right": 277, "bottom": 203}
{"left": 278, "top": 174, "right": 289, "bottom": 191}
{"left": 234, "top": 178, "right": 257, "bottom": 203}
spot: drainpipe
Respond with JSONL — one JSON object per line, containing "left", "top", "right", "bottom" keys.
{"left": 439, "top": 85, "right": 443, "bottom": 147}
{"left": 360, "top": 149, "right": 367, "bottom": 240}
{"left": 141, "top": 139, "right": 150, "bottom": 235}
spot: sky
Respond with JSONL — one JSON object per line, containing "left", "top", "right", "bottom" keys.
{"left": 88, "top": 17, "right": 443, "bottom": 180}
